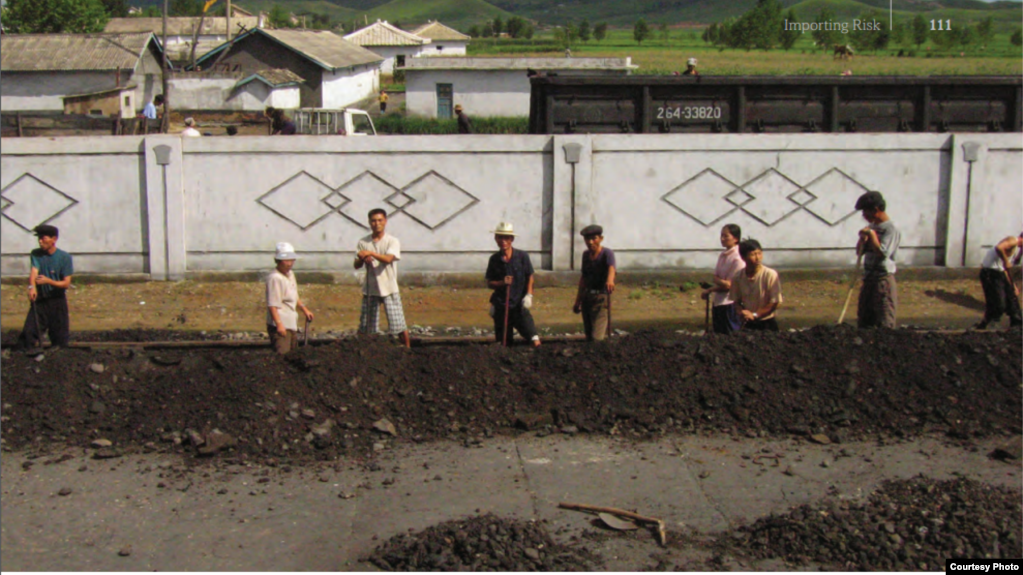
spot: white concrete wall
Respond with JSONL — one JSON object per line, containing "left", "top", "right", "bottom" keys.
{"left": 169, "top": 77, "right": 299, "bottom": 111}
{"left": 1, "top": 71, "right": 123, "bottom": 112}
{"left": 1, "top": 133, "right": 1017, "bottom": 277}
{"left": 366, "top": 45, "right": 424, "bottom": 75}
{"left": 322, "top": 65, "right": 379, "bottom": 109}
{"left": 420, "top": 41, "right": 467, "bottom": 56}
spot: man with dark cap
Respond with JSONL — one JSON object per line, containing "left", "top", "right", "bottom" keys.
{"left": 455, "top": 105, "right": 473, "bottom": 134}
{"left": 573, "top": 225, "right": 616, "bottom": 341}
{"left": 855, "top": 191, "right": 900, "bottom": 329}
{"left": 19, "top": 224, "right": 74, "bottom": 352}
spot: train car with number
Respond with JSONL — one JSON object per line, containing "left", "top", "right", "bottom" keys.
{"left": 527, "top": 75, "right": 1022, "bottom": 135}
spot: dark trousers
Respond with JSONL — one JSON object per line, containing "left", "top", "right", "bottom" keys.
{"left": 980, "top": 269, "right": 1022, "bottom": 326}
{"left": 712, "top": 304, "right": 741, "bottom": 334}
{"left": 19, "top": 295, "right": 70, "bottom": 349}
{"left": 742, "top": 317, "right": 779, "bottom": 332}
{"left": 492, "top": 305, "right": 538, "bottom": 345}
{"left": 858, "top": 274, "right": 897, "bottom": 329}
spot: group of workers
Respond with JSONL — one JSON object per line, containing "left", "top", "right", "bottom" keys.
{"left": 14, "top": 192, "right": 1022, "bottom": 355}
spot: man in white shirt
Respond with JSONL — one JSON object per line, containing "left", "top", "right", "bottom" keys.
{"left": 354, "top": 209, "right": 410, "bottom": 348}
{"left": 142, "top": 94, "right": 164, "bottom": 120}
{"left": 181, "top": 117, "right": 202, "bottom": 137}
{"left": 976, "top": 233, "right": 1023, "bottom": 329}
{"left": 266, "top": 242, "right": 314, "bottom": 354}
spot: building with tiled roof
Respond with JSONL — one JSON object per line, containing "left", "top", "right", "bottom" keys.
{"left": 413, "top": 21, "right": 470, "bottom": 57}
{"left": 344, "top": 20, "right": 430, "bottom": 75}
{"left": 104, "top": 15, "right": 263, "bottom": 64}
{"left": 0, "top": 32, "right": 165, "bottom": 115}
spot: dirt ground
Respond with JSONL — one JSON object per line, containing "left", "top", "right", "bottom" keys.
{"left": 0, "top": 277, "right": 1003, "bottom": 335}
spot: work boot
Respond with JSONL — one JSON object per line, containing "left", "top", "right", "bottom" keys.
{"left": 972, "top": 321, "right": 989, "bottom": 331}
{"left": 23, "top": 346, "right": 44, "bottom": 357}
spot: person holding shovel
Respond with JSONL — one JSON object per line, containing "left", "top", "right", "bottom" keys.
{"left": 18, "top": 225, "right": 73, "bottom": 353}
{"left": 355, "top": 209, "right": 411, "bottom": 348}
{"left": 701, "top": 223, "right": 745, "bottom": 334}
{"left": 729, "top": 239, "right": 782, "bottom": 332}
{"left": 975, "top": 233, "right": 1023, "bottom": 330}
{"left": 266, "top": 242, "right": 314, "bottom": 355}
{"left": 485, "top": 222, "right": 540, "bottom": 347}
{"left": 573, "top": 225, "right": 616, "bottom": 342}
{"left": 854, "top": 191, "right": 900, "bottom": 329}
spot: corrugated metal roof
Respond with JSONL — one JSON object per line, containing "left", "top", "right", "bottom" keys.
{"left": 344, "top": 20, "right": 428, "bottom": 47}
{"left": 105, "top": 17, "right": 261, "bottom": 37}
{"left": 404, "top": 57, "right": 637, "bottom": 71}
{"left": 0, "top": 33, "right": 160, "bottom": 72}
{"left": 412, "top": 21, "right": 470, "bottom": 42}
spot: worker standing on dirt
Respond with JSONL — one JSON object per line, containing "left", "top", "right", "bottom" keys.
{"left": 573, "top": 225, "right": 616, "bottom": 341}
{"left": 355, "top": 209, "right": 411, "bottom": 348}
{"left": 701, "top": 224, "right": 745, "bottom": 334}
{"left": 729, "top": 239, "right": 782, "bottom": 332}
{"left": 455, "top": 105, "right": 473, "bottom": 134}
{"left": 486, "top": 222, "right": 541, "bottom": 347}
{"left": 975, "top": 233, "right": 1023, "bottom": 330}
{"left": 18, "top": 225, "right": 74, "bottom": 353}
{"left": 855, "top": 191, "right": 900, "bottom": 329}
{"left": 266, "top": 242, "right": 314, "bottom": 355}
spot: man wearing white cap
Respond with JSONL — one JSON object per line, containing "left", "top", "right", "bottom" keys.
{"left": 683, "top": 57, "right": 698, "bottom": 76}
{"left": 485, "top": 222, "right": 541, "bottom": 347}
{"left": 266, "top": 242, "right": 314, "bottom": 354}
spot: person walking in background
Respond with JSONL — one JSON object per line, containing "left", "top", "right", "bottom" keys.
{"left": 455, "top": 104, "right": 473, "bottom": 134}
{"left": 855, "top": 191, "right": 900, "bottom": 329}
{"left": 355, "top": 209, "right": 411, "bottom": 348}
{"left": 573, "top": 225, "right": 616, "bottom": 342}
{"left": 701, "top": 223, "right": 745, "bottom": 334}
{"left": 486, "top": 222, "right": 540, "bottom": 347}
{"left": 379, "top": 90, "right": 389, "bottom": 114}
{"left": 18, "top": 225, "right": 74, "bottom": 353}
{"left": 975, "top": 233, "right": 1023, "bottom": 330}
{"left": 266, "top": 242, "right": 314, "bottom": 355}
{"left": 270, "top": 109, "right": 296, "bottom": 135}
{"left": 729, "top": 239, "right": 782, "bottom": 332}
{"left": 181, "top": 117, "right": 202, "bottom": 137}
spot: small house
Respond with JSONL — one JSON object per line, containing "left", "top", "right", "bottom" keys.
{"left": 344, "top": 20, "right": 429, "bottom": 75}
{"left": 412, "top": 21, "right": 470, "bottom": 56}
{"left": 104, "top": 15, "right": 263, "bottom": 64}
{"left": 404, "top": 57, "right": 637, "bottom": 118}
{"left": 194, "top": 28, "right": 383, "bottom": 109}
{"left": 0, "top": 32, "right": 164, "bottom": 115}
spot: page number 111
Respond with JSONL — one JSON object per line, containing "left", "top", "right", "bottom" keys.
{"left": 930, "top": 19, "right": 951, "bottom": 31}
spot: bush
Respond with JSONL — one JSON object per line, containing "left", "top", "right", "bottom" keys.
{"left": 374, "top": 115, "right": 528, "bottom": 135}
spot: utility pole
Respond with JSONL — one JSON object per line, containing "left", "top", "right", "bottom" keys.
{"left": 161, "top": 0, "right": 171, "bottom": 133}
{"left": 226, "top": 0, "right": 232, "bottom": 41}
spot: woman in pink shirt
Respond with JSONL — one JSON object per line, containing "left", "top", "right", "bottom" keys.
{"left": 701, "top": 224, "right": 745, "bottom": 334}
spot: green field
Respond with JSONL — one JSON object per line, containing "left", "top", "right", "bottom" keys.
{"left": 468, "top": 28, "right": 1023, "bottom": 75}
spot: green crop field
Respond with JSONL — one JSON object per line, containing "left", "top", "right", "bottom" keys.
{"left": 468, "top": 28, "right": 1023, "bottom": 76}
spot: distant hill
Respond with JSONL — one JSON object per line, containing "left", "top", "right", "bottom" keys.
{"left": 362, "top": 0, "right": 516, "bottom": 30}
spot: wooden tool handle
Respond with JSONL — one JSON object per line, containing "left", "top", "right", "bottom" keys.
{"left": 558, "top": 502, "right": 659, "bottom": 524}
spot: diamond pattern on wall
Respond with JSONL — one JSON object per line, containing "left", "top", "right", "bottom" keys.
{"left": 399, "top": 171, "right": 479, "bottom": 230}
{"left": 737, "top": 168, "right": 804, "bottom": 226}
{"left": 256, "top": 169, "right": 479, "bottom": 232}
{"left": 801, "top": 168, "right": 869, "bottom": 225}
{"left": 257, "top": 171, "right": 336, "bottom": 230}
{"left": 335, "top": 171, "right": 402, "bottom": 229}
{"left": 0, "top": 173, "right": 79, "bottom": 232}
{"left": 662, "top": 169, "right": 741, "bottom": 226}
{"left": 662, "top": 166, "right": 873, "bottom": 228}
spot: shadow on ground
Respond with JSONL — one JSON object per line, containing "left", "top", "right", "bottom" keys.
{"left": 924, "top": 289, "right": 986, "bottom": 312}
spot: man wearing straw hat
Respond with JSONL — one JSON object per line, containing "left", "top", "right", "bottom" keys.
{"left": 266, "top": 242, "right": 314, "bottom": 354}
{"left": 682, "top": 57, "right": 699, "bottom": 76}
{"left": 485, "top": 222, "right": 541, "bottom": 347}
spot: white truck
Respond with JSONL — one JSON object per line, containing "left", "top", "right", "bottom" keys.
{"left": 291, "top": 108, "right": 377, "bottom": 136}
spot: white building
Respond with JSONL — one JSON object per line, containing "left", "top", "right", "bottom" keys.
{"left": 412, "top": 21, "right": 470, "bottom": 56}
{"left": 193, "top": 28, "right": 383, "bottom": 109}
{"left": 344, "top": 20, "right": 429, "bottom": 75}
{"left": 0, "top": 32, "right": 164, "bottom": 114}
{"left": 168, "top": 68, "right": 302, "bottom": 111}
{"left": 404, "top": 57, "right": 637, "bottom": 118}
{"left": 104, "top": 15, "right": 263, "bottom": 64}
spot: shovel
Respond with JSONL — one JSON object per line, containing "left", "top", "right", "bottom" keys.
{"left": 606, "top": 290, "right": 613, "bottom": 338}
{"left": 699, "top": 281, "right": 713, "bottom": 333}
{"left": 837, "top": 254, "right": 862, "bottom": 325}
{"left": 502, "top": 282, "right": 511, "bottom": 347}
{"left": 301, "top": 316, "right": 310, "bottom": 346}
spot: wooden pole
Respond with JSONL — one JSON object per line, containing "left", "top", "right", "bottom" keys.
{"left": 161, "top": 0, "right": 171, "bottom": 134}
{"left": 837, "top": 254, "right": 862, "bottom": 325}
{"left": 226, "top": 0, "right": 232, "bottom": 41}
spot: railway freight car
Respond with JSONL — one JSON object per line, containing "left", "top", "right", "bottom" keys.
{"left": 528, "top": 75, "right": 1022, "bottom": 135}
